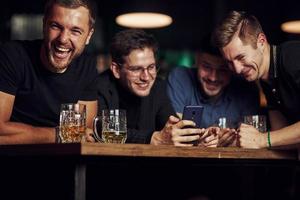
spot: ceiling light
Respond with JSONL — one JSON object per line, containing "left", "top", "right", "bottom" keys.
{"left": 281, "top": 20, "right": 300, "bottom": 33}
{"left": 116, "top": 12, "right": 172, "bottom": 29}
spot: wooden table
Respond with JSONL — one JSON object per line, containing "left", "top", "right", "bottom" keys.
{"left": 0, "top": 142, "right": 297, "bottom": 158}
{"left": 0, "top": 143, "right": 298, "bottom": 200}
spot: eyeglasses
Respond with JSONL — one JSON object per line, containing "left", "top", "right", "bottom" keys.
{"left": 119, "top": 64, "right": 159, "bottom": 77}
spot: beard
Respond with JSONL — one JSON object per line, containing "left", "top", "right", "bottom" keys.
{"left": 43, "top": 42, "right": 83, "bottom": 73}
{"left": 48, "top": 49, "right": 72, "bottom": 71}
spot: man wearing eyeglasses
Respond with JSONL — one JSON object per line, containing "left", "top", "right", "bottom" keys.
{"left": 97, "top": 29, "right": 185, "bottom": 144}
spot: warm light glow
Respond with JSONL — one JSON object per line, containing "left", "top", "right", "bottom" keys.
{"left": 116, "top": 12, "right": 172, "bottom": 28}
{"left": 281, "top": 20, "right": 300, "bottom": 33}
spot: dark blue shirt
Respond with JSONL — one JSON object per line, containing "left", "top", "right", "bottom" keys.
{"left": 167, "top": 67, "right": 260, "bottom": 128}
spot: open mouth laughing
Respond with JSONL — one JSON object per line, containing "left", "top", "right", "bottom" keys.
{"left": 52, "top": 45, "right": 72, "bottom": 60}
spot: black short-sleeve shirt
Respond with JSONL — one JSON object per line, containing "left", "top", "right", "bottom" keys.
{"left": 0, "top": 40, "right": 98, "bottom": 127}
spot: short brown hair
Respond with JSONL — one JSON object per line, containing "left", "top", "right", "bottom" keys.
{"left": 213, "top": 11, "right": 264, "bottom": 48}
{"left": 110, "top": 29, "right": 159, "bottom": 65}
{"left": 44, "top": 0, "right": 96, "bottom": 28}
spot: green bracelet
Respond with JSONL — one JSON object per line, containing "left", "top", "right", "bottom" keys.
{"left": 267, "top": 130, "right": 272, "bottom": 148}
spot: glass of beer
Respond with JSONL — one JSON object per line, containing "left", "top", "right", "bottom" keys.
{"left": 218, "top": 117, "right": 231, "bottom": 129}
{"left": 59, "top": 103, "right": 86, "bottom": 143}
{"left": 93, "top": 109, "right": 127, "bottom": 144}
{"left": 243, "top": 115, "right": 267, "bottom": 132}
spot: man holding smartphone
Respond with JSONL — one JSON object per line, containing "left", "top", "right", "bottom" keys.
{"left": 97, "top": 29, "right": 204, "bottom": 145}
{"left": 167, "top": 34, "right": 260, "bottom": 146}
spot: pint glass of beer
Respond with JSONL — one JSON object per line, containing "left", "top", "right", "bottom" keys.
{"left": 243, "top": 115, "right": 267, "bottom": 133}
{"left": 59, "top": 103, "right": 86, "bottom": 143}
{"left": 93, "top": 109, "right": 127, "bottom": 144}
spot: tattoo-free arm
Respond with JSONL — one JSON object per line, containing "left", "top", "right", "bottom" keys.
{"left": 0, "top": 91, "right": 55, "bottom": 144}
{"left": 268, "top": 121, "right": 300, "bottom": 147}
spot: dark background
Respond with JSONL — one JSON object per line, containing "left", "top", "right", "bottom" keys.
{"left": 1, "top": 0, "right": 300, "bottom": 53}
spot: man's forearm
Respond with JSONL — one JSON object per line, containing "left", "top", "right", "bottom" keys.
{"left": 269, "top": 110, "right": 288, "bottom": 131}
{"left": 270, "top": 121, "right": 300, "bottom": 147}
{"left": 0, "top": 121, "right": 55, "bottom": 144}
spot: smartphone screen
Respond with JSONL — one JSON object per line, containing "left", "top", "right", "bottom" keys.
{"left": 182, "top": 105, "right": 204, "bottom": 128}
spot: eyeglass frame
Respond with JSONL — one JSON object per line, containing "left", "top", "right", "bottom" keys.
{"left": 116, "top": 62, "right": 160, "bottom": 77}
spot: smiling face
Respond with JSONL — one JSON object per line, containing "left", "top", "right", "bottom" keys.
{"left": 197, "top": 53, "right": 231, "bottom": 97}
{"left": 111, "top": 47, "right": 157, "bottom": 97}
{"left": 222, "top": 34, "right": 266, "bottom": 82}
{"left": 42, "top": 4, "right": 94, "bottom": 72}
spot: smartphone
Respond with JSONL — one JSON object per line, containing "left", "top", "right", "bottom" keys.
{"left": 182, "top": 105, "right": 204, "bottom": 128}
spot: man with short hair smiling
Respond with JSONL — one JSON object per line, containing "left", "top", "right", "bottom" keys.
{"left": 167, "top": 35, "right": 260, "bottom": 146}
{"left": 99, "top": 29, "right": 211, "bottom": 145}
{"left": 213, "top": 10, "right": 300, "bottom": 148}
{"left": 0, "top": 0, "right": 98, "bottom": 144}
{"left": 97, "top": 29, "right": 190, "bottom": 144}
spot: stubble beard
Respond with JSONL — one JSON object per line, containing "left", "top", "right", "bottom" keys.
{"left": 49, "top": 53, "right": 71, "bottom": 71}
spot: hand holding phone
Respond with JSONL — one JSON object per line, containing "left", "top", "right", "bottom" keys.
{"left": 180, "top": 105, "right": 204, "bottom": 145}
{"left": 182, "top": 105, "right": 204, "bottom": 128}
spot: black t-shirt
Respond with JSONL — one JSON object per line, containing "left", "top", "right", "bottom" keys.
{"left": 261, "top": 41, "right": 300, "bottom": 124}
{"left": 0, "top": 40, "right": 98, "bottom": 127}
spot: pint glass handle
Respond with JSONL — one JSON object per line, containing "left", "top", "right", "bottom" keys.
{"left": 93, "top": 116, "right": 103, "bottom": 142}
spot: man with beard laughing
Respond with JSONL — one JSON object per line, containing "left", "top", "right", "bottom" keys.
{"left": 0, "top": 0, "right": 98, "bottom": 144}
